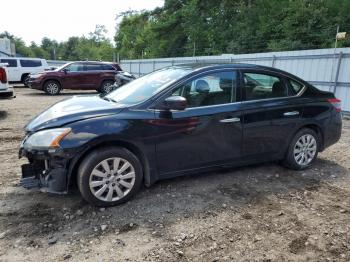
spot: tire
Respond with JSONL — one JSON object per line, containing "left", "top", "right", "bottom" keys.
{"left": 22, "top": 75, "right": 30, "bottom": 87}
{"left": 283, "top": 128, "right": 319, "bottom": 170}
{"left": 99, "top": 80, "right": 114, "bottom": 94}
{"left": 77, "top": 147, "right": 143, "bottom": 207}
{"left": 44, "top": 80, "right": 61, "bottom": 95}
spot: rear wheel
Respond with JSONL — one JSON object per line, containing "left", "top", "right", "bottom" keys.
{"left": 77, "top": 147, "right": 143, "bottom": 207}
{"left": 99, "top": 80, "right": 114, "bottom": 94}
{"left": 283, "top": 128, "right": 319, "bottom": 170}
{"left": 44, "top": 80, "right": 61, "bottom": 95}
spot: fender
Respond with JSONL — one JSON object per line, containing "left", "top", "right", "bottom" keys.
{"left": 66, "top": 134, "right": 158, "bottom": 191}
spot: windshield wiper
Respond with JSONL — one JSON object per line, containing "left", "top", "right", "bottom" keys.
{"left": 102, "top": 96, "right": 118, "bottom": 103}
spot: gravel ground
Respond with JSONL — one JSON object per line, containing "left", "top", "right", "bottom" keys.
{"left": 0, "top": 87, "right": 350, "bottom": 261}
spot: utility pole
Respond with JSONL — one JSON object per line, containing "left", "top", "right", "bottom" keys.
{"left": 330, "top": 26, "right": 347, "bottom": 92}
{"left": 330, "top": 26, "right": 340, "bottom": 91}
{"left": 193, "top": 42, "right": 196, "bottom": 57}
{"left": 334, "top": 25, "right": 340, "bottom": 51}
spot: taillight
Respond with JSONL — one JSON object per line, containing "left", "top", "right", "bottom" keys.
{"left": 0, "top": 68, "right": 7, "bottom": 84}
{"left": 328, "top": 98, "right": 341, "bottom": 112}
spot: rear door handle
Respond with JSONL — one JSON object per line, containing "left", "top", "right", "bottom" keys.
{"left": 220, "top": 117, "right": 241, "bottom": 123}
{"left": 283, "top": 111, "right": 299, "bottom": 116}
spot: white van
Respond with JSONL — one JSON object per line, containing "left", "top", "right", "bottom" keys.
{"left": 0, "top": 57, "right": 49, "bottom": 85}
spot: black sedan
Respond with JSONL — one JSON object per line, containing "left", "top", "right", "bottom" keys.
{"left": 19, "top": 64, "right": 342, "bottom": 206}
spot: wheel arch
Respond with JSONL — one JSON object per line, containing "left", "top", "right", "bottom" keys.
{"left": 100, "top": 78, "right": 115, "bottom": 87}
{"left": 298, "top": 123, "right": 324, "bottom": 150}
{"left": 68, "top": 139, "right": 152, "bottom": 190}
{"left": 43, "top": 78, "right": 62, "bottom": 89}
{"left": 21, "top": 73, "right": 30, "bottom": 82}
{"left": 288, "top": 123, "right": 324, "bottom": 154}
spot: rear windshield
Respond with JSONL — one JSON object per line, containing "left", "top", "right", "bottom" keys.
{"left": 85, "top": 64, "right": 104, "bottom": 71}
{"left": 20, "top": 60, "right": 42, "bottom": 67}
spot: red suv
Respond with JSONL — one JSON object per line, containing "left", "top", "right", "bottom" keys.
{"left": 27, "top": 61, "right": 122, "bottom": 95}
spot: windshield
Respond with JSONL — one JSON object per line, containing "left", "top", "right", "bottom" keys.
{"left": 54, "top": 63, "right": 71, "bottom": 71}
{"left": 105, "top": 67, "right": 191, "bottom": 105}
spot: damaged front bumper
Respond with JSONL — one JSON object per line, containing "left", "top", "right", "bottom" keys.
{"left": 19, "top": 147, "right": 70, "bottom": 194}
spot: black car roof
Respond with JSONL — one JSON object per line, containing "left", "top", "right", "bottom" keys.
{"left": 171, "top": 62, "right": 306, "bottom": 82}
{"left": 70, "top": 61, "right": 118, "bottom": 65}
{"left": 174, "top": 62, "right": 275, "bottom": 71}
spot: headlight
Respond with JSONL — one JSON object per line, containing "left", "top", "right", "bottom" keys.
{"left": 24, "top": 128, "right": 71, "bottom": 149}
{"left": 31, "top": 74, "right": 44, "bottom": 79}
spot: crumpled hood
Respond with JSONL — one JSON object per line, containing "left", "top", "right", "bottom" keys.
{"left": 25, "top": 95, "right": 125, "bottom": 132}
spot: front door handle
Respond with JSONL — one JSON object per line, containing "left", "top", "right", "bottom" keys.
{"left": 283, "top": 111, "right": 299, "bottom": 116}
{"left": 220, "top": 117, "right": 241, "bottom": 123}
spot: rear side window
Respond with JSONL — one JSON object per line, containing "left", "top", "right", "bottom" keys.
{"left": 289, "top": 79, "right": 304, "bottom": 95}
{"left": 110, "top": 64, "right": 122, "bottom": 71}
{"left": 86, "top": 64, "right": 104, "bottom": 71}
{"left": 1, "top": 59, "right": 17, "bottom": 67}
{"left": 102, "top": 64, "right": 116, "bottom": 71}
{"left": 20, "top": 59, "right": 42, "bottom": 67}
{"left": 171, "top": 71, "right": 237, "bottom": 108}
{"left": 243, "top": 72, "right": 288, "bottom": 100}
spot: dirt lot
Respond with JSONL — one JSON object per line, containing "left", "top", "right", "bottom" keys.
{"left": 0, "top": 87, "right": 350, "bottom": 261}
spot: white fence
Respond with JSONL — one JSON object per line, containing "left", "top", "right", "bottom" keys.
{"left": 120, "top": 48, "right": 350, "bottom": 112}
{"left": 47, "top": 60, "right": 70, "bottom": 67}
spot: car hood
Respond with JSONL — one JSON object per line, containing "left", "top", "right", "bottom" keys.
{"left": 25, "top": 95, "right": 125, "bottom": 132}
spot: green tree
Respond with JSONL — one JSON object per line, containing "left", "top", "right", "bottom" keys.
{"left": 1, "top": 24, "right": 115, "bottom": 61}
{"left": 114, "top": 0, "right": 350, "bottom": 58}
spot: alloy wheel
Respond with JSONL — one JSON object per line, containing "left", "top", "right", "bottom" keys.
{"left": 293, "top": 134, "right": 317, "bottom": 166}
{"left": 47, "top": 82, "right": 59, "bottom": 94}
{"left": 89, "top": 157, "right": 136, "bottom": 202}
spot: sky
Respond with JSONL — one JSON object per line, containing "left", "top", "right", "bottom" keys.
{"left": 0, "top": 0, "right": 164, "bottom": 45}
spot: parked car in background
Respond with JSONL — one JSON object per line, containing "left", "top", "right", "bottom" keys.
{"left": 0, "top": 58, "right": 49, "bottom": 86}
{"left": 27, "top": 61, "right": 122, "bottom": 95}
{"left": 19, "top": 64, "right": 342, "bottom": 206}
{"left": 0, "top": 63, "right": 15, "bottom": 99}
{"left": 108, "top": 71, "right": 136, "bottom": 93}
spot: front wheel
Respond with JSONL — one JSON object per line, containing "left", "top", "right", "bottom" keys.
{"left": 283, "top": 128, "right": 319, "bottom": 170}
{"left": 77, "top": 147, "right": 143, "bottom": 207}
{"left": 44, "top": 80, "right": 61, "bottom": 95}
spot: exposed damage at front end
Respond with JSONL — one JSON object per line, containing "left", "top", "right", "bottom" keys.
{"left": 17, "top": 94, "right": 125, "bottom": 196}
{"left": 19, "top": 147, "right": 71, "bottom": 194}
{"left": 18, "top": 129, "right": 73, "bottom": 194}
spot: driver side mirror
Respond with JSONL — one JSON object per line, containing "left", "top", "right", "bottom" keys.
{"left": 164, "top": 96, "right": 187, "bottom": 111}
{"left": 62, "top": 68, "right": 68, "bottom": 74}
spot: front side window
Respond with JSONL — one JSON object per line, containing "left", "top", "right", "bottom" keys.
{"left": 65, "top": 63, "right": 84, "bottom": 72}
{"left": 20, "top": 59, "right": 42, "bottom": 67}
{"left": 0, "top": 59, "right": 17, "bottom": 67}
{"left": 170, "top": 71, "right": 237, "bottom": 108}
{"left": 243, "top": 72, "right": 288, "bottom": 100}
